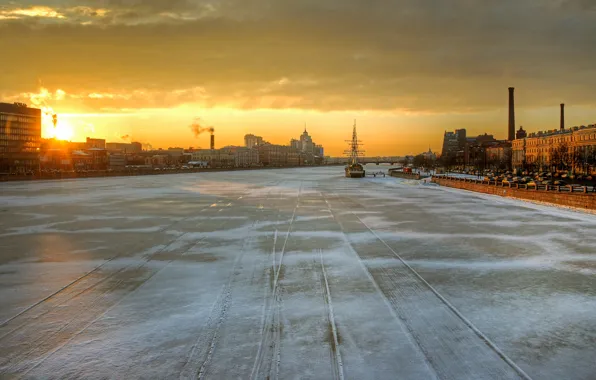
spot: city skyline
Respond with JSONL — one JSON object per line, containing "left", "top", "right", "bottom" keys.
{"left": 10, "top": 93, "right": 594, "bottom": 157}
{"left": 2, "top": 1, "right": 596, "bottom": 155}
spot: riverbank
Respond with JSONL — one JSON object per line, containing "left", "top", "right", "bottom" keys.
{"left": 0, "top": 164, "right": 344, "bottom": 183}
{"left": 432, "top": 175, "right": 596, "bottom": 211}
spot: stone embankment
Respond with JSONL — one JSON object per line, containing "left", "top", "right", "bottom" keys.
{"left": 432, "top": 175, "right": 596, "bottom": 211}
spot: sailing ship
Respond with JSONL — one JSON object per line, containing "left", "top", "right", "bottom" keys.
{"left": 344, "top": 120, "right": 365, "bottom": 178}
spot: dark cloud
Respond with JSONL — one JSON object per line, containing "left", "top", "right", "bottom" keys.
{"left": 1, "top": 0, "right": 596, "bottom": 112}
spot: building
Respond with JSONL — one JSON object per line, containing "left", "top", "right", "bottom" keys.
{"left": 258, "top": 144, "right": 289, "bottom": 167}
{"left": 441, "top": 129, "right": 467, "bottom": 166}
{"left": 166, "top": 147, "right": 185, "bottom": 164}
{"left": 40, "top": 149, "right": 72, "bottom": 171}
{"left": 105, "top": 142, "right": 142, "bottom": 153}
{"left": 512, "top": 127, "right": 527, "bottom": 169}
{"left": 314, "top": 144, "right": 324, "bottom": 158}
{"left": 190, "top": 149, "right": 235, "bottom": 168}
{"left": 299, "top": 128, "right": 314, "bottom": 153}
{"left": 516, "top": 126, "right": 527, "bottom": 140}
{"left": 244, "top": 134, "right": 263, "bottom": 148}
{"left": 221, "top": 146, "right": 260, "bottom": 167}
{"left": 86, "top": 137, "right": 106, "bottom": 149}
{"left": 513, "top": 124, "right": 596, "bottom": 173}
{"left": 108, "top": 153, "right": 126, "bottom": 170}
{"left": 0, "top": 102, "right": 42, "bottom": 173}
{"left": 485, "top": 143, "right": 512, "bottom": 170}
{"left": 87, "top": 148, "right": 108, "bottom": 170}
{"left": 290, "top": 139, "right": 301, "bottom": 151}
{"left": 288, "top": 127, "right": 324, "bottom": 164}
{"left": 422, "top": 148, "right": 437, "bottom": 162}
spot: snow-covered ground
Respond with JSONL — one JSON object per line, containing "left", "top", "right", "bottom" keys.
{"left": 0, "top": 167, "right": 595, "bottom": 379}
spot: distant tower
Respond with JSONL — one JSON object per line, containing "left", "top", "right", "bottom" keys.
{"left": 508, "top": 87, "right": 515, "bottom": 141}
{"left": 560, "top": 103, "right": 565, "bottom": 131}
{"left": 210, "top": 133, "right": 215, "bottom": 150}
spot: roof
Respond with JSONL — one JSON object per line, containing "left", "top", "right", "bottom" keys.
{"left": 0, "top": 102, "right": 42, "bottom": 117}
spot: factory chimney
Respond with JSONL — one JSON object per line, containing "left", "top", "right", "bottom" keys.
{"left": 210, "top": 133, "right": 215, "bottom": 150}
{"left": 508, "top": 87, "right": 515, "bottom": 141}
{"left": 560, "top": 103, "right": 565, "bottom": 131}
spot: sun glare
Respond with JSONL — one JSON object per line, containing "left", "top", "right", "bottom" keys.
{"left": 51, "top": 119, "right": 74, "bottom": 141}
{"left": 54, "top": 120, "right": 74, "bottom": 141}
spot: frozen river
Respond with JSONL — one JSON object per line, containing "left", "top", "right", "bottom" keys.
{"left": 1, "top": 166, "right": 595, "bottom": 379}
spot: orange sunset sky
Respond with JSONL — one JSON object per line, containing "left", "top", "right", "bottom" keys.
{"left": 1, "top": 1, "right": 596, "bottom": 156}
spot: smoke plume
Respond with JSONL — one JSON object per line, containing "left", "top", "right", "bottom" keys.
{"left": 190, "top": 117, "right": 214, "bottom": 138}
{"left": 142, "top": 142, "right": 153, "bottom": 150}
{"left": 121, "top": 134, "right": 131, "bottom": 142}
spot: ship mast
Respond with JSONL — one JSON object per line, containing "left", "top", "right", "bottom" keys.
{"left": 344, "top": 119, "right": 364, "bottom": 165}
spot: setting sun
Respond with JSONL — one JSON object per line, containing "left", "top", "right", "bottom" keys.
{"left": 40, "top": 109, "right": 74, "bottom": 141}
{"left": 54, "top": 120, "right": 74, "bottom": 140}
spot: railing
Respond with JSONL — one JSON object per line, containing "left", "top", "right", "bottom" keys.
{"left": 432, "top": 175, "right": 596, "bottom": 194}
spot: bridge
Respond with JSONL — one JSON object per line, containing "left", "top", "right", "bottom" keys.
{"left": 329, "top": 156, "right": 403, "bottom": 165}
{"left": 360, "top": 156, "right": 403, "bottom": 165}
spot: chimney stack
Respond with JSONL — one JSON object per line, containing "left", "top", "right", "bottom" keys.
{"left": 210, "top": 134, "right": 215, "bottom": 150}
{"left": 508, "top": 87, "right": 515, "bottom": 141}
{"left": 560, "top": 103, "right": 565, "bottom": 131}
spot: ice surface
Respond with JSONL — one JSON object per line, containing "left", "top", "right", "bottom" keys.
{"left": 0, "top": 167, "right": 595, "bottom": 379}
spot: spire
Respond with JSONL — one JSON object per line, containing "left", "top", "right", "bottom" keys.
{"left": 304, "top": 122, "right": 307, "bottom": 133}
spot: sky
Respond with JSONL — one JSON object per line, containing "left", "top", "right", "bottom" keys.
{"left": 1, "top": 0, "right": 596, "bottom": 156}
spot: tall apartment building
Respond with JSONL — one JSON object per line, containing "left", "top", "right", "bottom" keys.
{"left": 0, "top": 103, "right": 42, "bottom": 173}
{"left": 244, "top": 134, "right": 263, "bottom": 148}
{"left": 441, "top": 129, "right": 468, "bottom": 166}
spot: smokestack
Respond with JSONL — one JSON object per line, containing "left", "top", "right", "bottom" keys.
{"left": 210, "top": 134, "right": 215, "bottom": 150}
{"left": 508, "top": 87, "right": 515, "bottom": 141}
{"left": 560, "top": 103, "right": 565, "bottom": 131}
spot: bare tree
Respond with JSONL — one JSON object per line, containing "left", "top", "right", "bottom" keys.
{"left": 551, "top": 142, "right": 570, "bottom": 172}
{"left": 413, "top": 154, "right": 426, "bottom": 169}
{"left": 587, "top": 146, "right": 596, "bottom": 175}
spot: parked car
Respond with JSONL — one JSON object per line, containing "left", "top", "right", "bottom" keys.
{"left": 526, "top": 180, "right": 542, "bottom": 187}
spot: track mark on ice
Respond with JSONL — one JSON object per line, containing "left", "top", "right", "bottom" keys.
{"left": 323, "top": 183, "right": 530, "bottom": 380}
{"left": 351, "top": 212, "right": 532, "bottom": 380}
{"left": 181, "top": 182, "right": 285, "bottom": 379}
{"left": 250, "top": 181, "right": 302, "bottom": 380}
{"left": 319, "top": 249, "right": 345, "bottom": 380}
